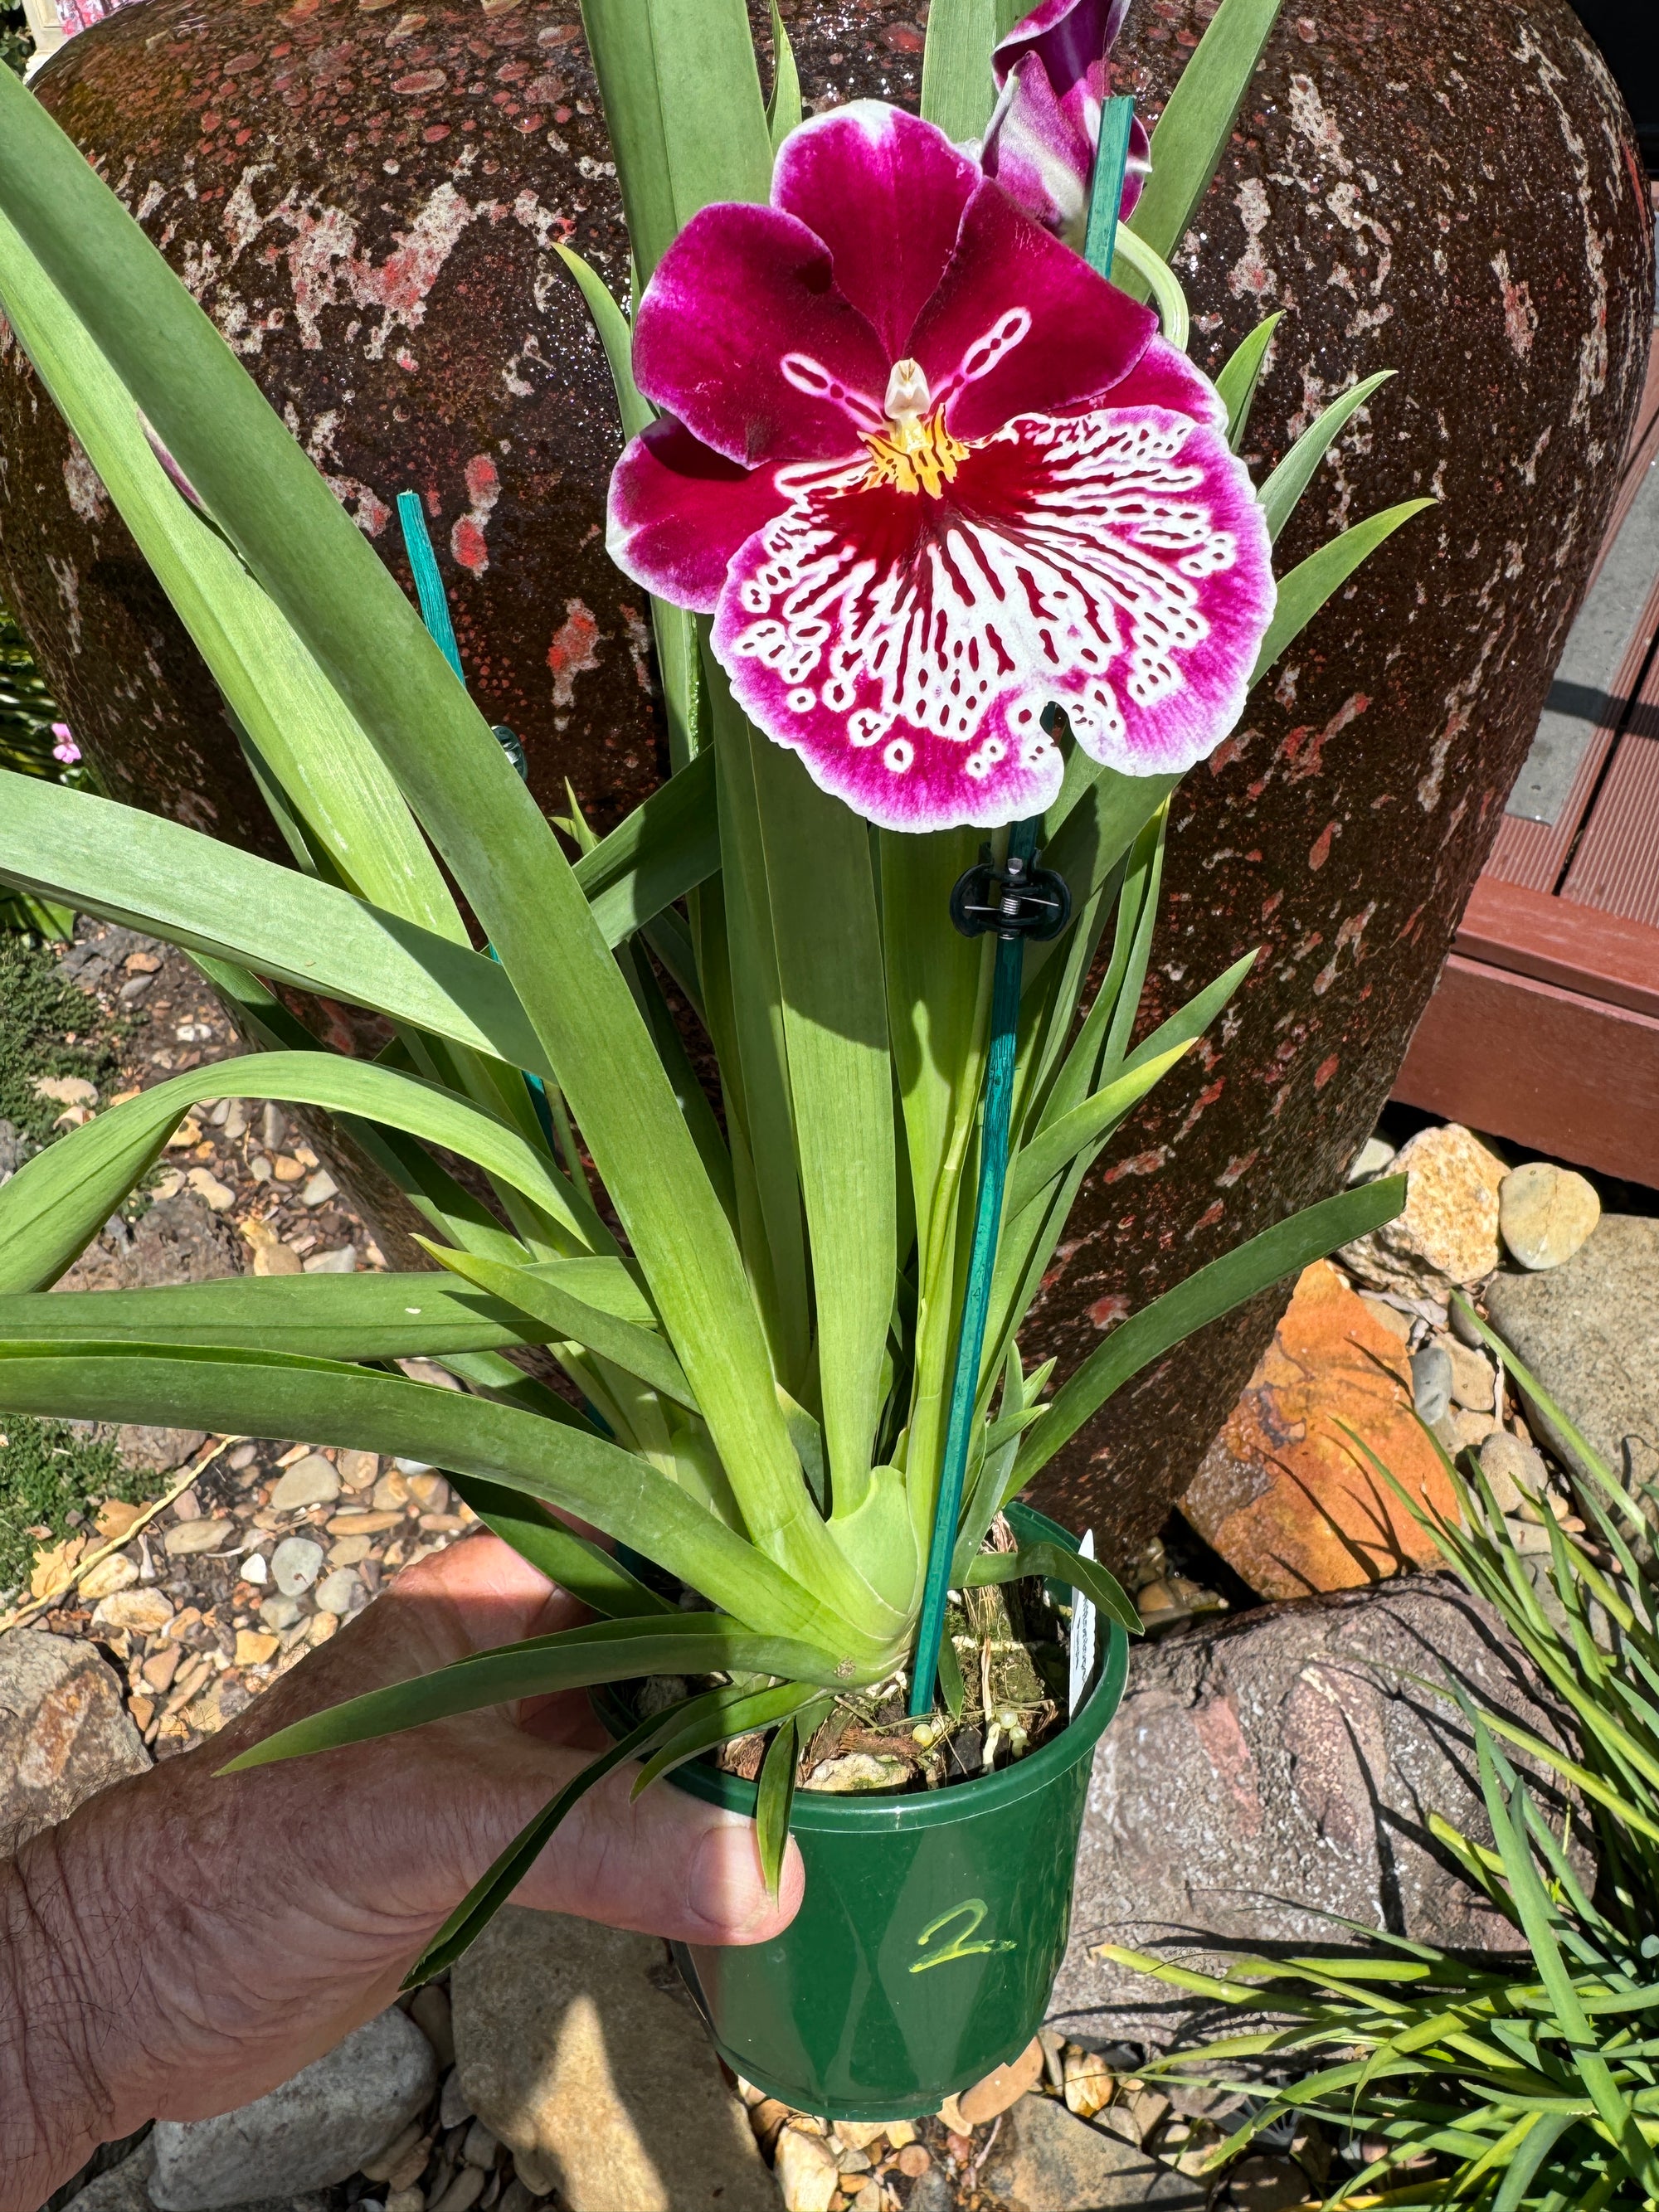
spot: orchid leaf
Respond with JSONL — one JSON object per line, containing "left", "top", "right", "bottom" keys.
{"left": 631, "top": 1679, "right": 820, "bottom": 1796}
{"left": 1006, "top": 1041, "right": 1192, "bottom": 1218}
{"left": 1259, "top": 372, "right": 1394, "bottom": 543}
{"left": 0, "top": 772, "right": 550, "bottom": 1079}
{"left": 757, "top": 1711, "right": 801, "bottom": 1900}
{"left": 404, "top": 1693, "right": 705, "bottom": 1986}
{"left": 416, "top": 1241, "right": 698, "bottom": 1412}
{"left": 220, "top": 1615, "right": 849, "bottom": 1772}
{"left": 966, "top": 1540, "right": 1140, "bottom": 1637}
{"left": 569, "top": 751, "right": 718, "bottom": 946}
{"left": 749, "top": 733, "right": 895, "bottom": 1512}
{"left": 577, "top": 0, "right": 773, "bottom": 285}
{"left": 0, "top": 68, "right": 838, "bottom": 1598}
{"left": 920, "top": 0, "right": 1012, "bottom": 141}
{"left": 766, "top": 1, "right": 803, "bottom": 150}
{"left": 1123, "top": 0, "right": 1284, "bottom": 284}
{"left": 445, "top": 1475, "right": 672, "bottom": 1616}
{"left": 0, "top": 1051, "right": 606, "bottom": 1296}
{"left": 552, "top": 242, "right": 651, "bottom": 442}
{"left": 1014, "top": 1175, "right": 1407, "bottom": 1481}
{"left": 0, "top": 1272, "right": 574, "bottom": 1363}
{"left": 0, "top": 210, "right": 461, "bottom": 941}
{"left": 0, "top": 1341, "right": 882, "bottom": 1655}
{"left": 1215, "top": 312, "right": 1282, "bottom": 450}
{"left": 1253, "top": 500, "right": 1436, "bottom": 683}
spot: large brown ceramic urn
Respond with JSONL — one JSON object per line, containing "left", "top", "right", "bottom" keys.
{"left": 0, "top": 0, "right": 1648, "bottom": 1560}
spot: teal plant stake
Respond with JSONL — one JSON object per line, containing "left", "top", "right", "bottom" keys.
{"left": 907, "top": 819, "right": 1071, "bottom": 1716}
{"left": 395, "top": 492, "right": 528, "bottom": 778}
{"left": 1082, "top": 94, "right": 1137, "bottom": 282}
{"left": 906, "top": 99, "right": 1136, "bottom": 1719}
{"left": 395, "top": 491, "right": 465, "bottom": 683}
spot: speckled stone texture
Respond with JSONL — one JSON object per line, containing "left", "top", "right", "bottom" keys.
{"left": 0, "top": 0, "right": 1649, "bottom": 1559}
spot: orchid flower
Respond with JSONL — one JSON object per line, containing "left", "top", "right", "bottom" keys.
{"left": 49, "top": 722, "right": 80, "bottom": 765}
{"left": 608, "top": 103, "right": 1272, "bottom": 832}
{"left": 980, "top": 0, "right": 1151, "bottom": 248}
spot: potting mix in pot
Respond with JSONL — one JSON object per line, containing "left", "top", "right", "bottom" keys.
{"left": 0, "top": 0, "right": 1425, "bottom": 2119}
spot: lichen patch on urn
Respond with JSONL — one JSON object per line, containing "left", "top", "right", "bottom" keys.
{"left": 609, "top": 102, "right": 1273, "bottom": 831}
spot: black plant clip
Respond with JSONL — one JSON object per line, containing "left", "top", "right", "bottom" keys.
{"left": 949, "top": 842, "right": 1072, "bottom": 944}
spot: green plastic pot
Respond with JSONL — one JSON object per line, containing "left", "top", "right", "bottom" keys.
{"left": 601, "top": 1503, "right": 1130, "bottom": 2120}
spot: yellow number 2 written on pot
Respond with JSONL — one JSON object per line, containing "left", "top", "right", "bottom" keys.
{"left": 908, "top": 1898, "right": 1017, "bottom": 1974}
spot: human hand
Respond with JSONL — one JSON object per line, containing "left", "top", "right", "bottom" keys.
{"left": 0, "top": 1533, "right": 803, "bottom": 2207}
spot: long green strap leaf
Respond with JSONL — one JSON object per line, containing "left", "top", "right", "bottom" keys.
{"left": 766, "top": 1, "right": 803, "bottom": 149}
{"left": 1122, "top": 0, "right": 1285, "bottom": 283}
{"left": 0, "top": 210, "right": 462, "bottom": 941}
{"left": 966, "top": 1540, "right": 1140, "bottom": 1636}
{"left": 0, "top": 67, "right": 826, "bottom": 1599}
{"left": 443, "top": 1474, "right": 671, "bottom": 1617}
{"left": 1253, "top": 500, "right": 1435, "bottom": 683}
{"left": 1006, "top": 1043, "right": 1193, "bottom": 1220}
{"left": 0, "top": 1051, "right": 599, "bottom": 1296}
{"left": 631, "top": 1678, "right": 818, "bottom": 1796}
{"left": 578, "top": 0, "right": 773, "bottom": 285}
{"left": 220, "top": 1614, "right": 846, "bottom": 1772}
{"left": 419, "top": 1242, "right": 698, "bottom": 1412}
{"left": 757, "top": 1710, "right": 800, "bottom": 1902}
{"left": 1215, "top": 311, "right": 1282, "bottom": 451}
{"left": 0, "top": 1343, "right": 881, "bottom": 1659}
{"left": 0, "top": 1271, "right": 616, "bottom": 1363}
{"left": 0, "top": 772, "right": 550, "bottom": 1079}
{"left": 1014, "top": 1175, "right": 1407, "bottom": 1481}
{"left": 750, "top": 736, "right": 895, "bottom": 1512}
{"left": 1259, "top": 371, "right": 1395, "bottom": 543}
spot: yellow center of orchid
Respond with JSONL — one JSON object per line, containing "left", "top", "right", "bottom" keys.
{"left": 862, "top": 359, "right": 968, "bottom": 497}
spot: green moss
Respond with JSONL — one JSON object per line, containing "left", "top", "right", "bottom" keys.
{"left": 0, "top": 1417, "right": 161, "bottom": 1600}
{"left": 0, "top": 936, "right": 128, "bottom": 1144}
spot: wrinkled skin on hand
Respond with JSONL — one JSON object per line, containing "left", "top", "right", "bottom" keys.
{"left": 0, "top": 1535, "right": 802, "bottom": 2210}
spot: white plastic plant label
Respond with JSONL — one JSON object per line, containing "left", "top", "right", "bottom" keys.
{"left": 1068, "top": 1529, "right": 1097, "bottom": 1717}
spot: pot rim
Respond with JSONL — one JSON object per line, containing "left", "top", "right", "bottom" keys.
{"left": 598, "top": 1503, "right": 1130, "bottom": 1831}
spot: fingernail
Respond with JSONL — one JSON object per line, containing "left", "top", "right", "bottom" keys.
{"left": 687, "top": 1816, "right": 775, "bottom": 1937}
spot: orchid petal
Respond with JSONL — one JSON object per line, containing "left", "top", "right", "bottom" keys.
{"left": 910, "top": 181, "right": 1155, "bottom": 443}
{"left": 607, "top": 417, "right": 800, "bottom": 615}
{"left": 1069, "top": 331, "right": 1227, "bottom": 433}
{"left": 631, "top": 202, "right": 890, "bottom": 469}
{"left": 772, "top": 102, "right": 981, "bottom": 360}
{"left": 709, "top": 401, "right": 1272, "bottom": 832}
{"left": 981, "top": 53, "right": 1150, "bottom": 242}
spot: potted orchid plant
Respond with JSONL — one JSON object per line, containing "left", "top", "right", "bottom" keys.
{"left": 0, "top": 0, "right": 1420, "bottom": 2117}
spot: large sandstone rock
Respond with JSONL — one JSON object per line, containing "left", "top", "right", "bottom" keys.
{"left": 0, "top": 1628, "right": 149, "bottom": 1859}
{"left": 451, "top": 1907, "right": 776, "bottom": 2212}
{"left": 1181, "top": 1259, "right": 1460, "bottom": 1599}
{"left": 1, "top": 0, "right": 1648, "bottom": 1561}
{"left": 1486, "top": 1214, "right": 1659, "bottom": 1500}
{"left": 1048, "top": 1575, "right": 1582, "bottom": 2050}
{"left": 148, "top": 2006, "right": 437, "bottom": 2210}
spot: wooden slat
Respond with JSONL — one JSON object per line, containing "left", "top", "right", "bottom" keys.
{"left": 1560, "top": 617, "right": 1659, "bottom": 926}
{"left": 1453, "top": 874, "right": 1659, "bottom": 1020}
{"left": 1394, "top": 955, "right": 1659, "bottom": 1188}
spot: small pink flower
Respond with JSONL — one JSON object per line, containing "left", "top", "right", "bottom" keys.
{"left": 50, "top": 722, "right": 80, "bottom": 766}
{"left": 608, "top": 104, "right": 1273, "bottom": 832}
{"left": 981, "top": 0, "right": 1151, "bottom": 247}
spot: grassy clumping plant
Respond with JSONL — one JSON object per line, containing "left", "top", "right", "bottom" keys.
{"left": 1109, "top": 1311, "right": 1659, "bottom": 2209}
{"left": 0, "top": 0, "right": 1421, "bottom": 1975}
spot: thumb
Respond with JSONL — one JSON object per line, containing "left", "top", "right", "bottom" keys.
{"left": 489, "top": 1733, "right": 806, "bottom": 1947}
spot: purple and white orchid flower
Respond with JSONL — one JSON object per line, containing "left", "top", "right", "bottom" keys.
{"left": 607, "top": 103, "right": 1272, "bottom": 833}
{"left": 980, "top": 0, "right": 1151, "bottom": 248}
